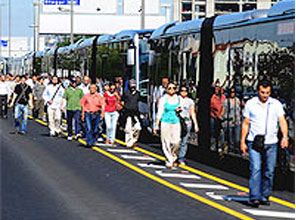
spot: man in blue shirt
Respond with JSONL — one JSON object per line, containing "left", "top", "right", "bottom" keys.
{"left": 240, "top": 80, "right": 289, "bottom": 207}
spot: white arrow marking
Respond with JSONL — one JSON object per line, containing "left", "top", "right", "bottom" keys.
{"left": 107, "top": 149, "right": 138, "bottom": 154}
{"left": 206, "top": 192, "right": 225, "bottom": 200}
{"left": 121, "top": 155, "right": 156, "bottom": 161}
{"left": 155, "top": 171, "right": 200, "bottom": 179}
{"left": 180, "top": 183, "right": 229, "bottom": 190}
{"left": 243, "top": 209, "right": 296, "bottom": 219}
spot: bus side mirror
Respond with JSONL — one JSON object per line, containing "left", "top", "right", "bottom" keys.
{"left": 127, "top": 48, "right": 135, "bottom": 66}
{"left": 148, "top": 50, "right": 156, "bottom": 66}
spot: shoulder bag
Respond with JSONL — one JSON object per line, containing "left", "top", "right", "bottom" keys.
{"left": 253, "top": 104, "right": 269, "bottom": 154}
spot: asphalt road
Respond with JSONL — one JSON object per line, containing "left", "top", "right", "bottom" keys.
{"left": 1, "top": 115, "right": 294, "bottom": 220}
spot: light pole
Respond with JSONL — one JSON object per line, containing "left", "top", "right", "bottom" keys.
{"left": 70, "top": 0, "right": 74, "bottom": 44}
{"left": 58, "top": 0, "right": 74, "bottom": 44}
{"left": 0, "top": 3, "right": 6, "bottom": 57}
{"left": 33, "top": 0, "right": 41, "bottom": 51}
{"left": 141, "top": 0, "right": 145, "bottom": 30}
{"left": 8, "top": 0, "right": 11, "bottom": 57}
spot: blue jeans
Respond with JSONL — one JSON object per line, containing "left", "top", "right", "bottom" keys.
{"left": 66, "top": 110, "right": 81, "bottom": 137}
{"left": 85, "top": 112, "right": 101, "bottom": 146}
{"left": 104, "top": 111, "right": 119, "bottom": 143}
{"left": 224, "top": 125, "right": 241, "bottom": 150}
{"left": 178, "top": 124, "right": 192, "bottom": 162}
{"left": 248, "top": 142, "right": 278, "bottom": 201}
{"left": 14, "top": 104, "right": 29, "bottom": 133}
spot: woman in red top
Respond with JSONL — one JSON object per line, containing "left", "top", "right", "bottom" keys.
{"left": 104, "top": 82, "right": 120, "bottom": 145}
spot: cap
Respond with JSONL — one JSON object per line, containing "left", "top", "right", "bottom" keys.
{"left": 129, "top": 79, "right": 136, "bottom": 86}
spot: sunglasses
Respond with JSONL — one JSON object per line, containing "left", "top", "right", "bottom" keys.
{"left": 168, "top": 87, "right": 176, "bottom": 90}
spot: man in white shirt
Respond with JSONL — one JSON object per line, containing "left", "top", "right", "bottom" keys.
{"left": 241, "top": 80, "right": 288, "bottom": 207}
{"left": 0, "top": 75, "right": 10, "bottom": 118}
{"left": 42, "top": 76, "right": 64, "bottom": 137}
{"left": 79, "top": 76, "right": 91, "bottom": 95}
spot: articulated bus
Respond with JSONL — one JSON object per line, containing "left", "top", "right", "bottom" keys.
{"left": 148, "top": 0, "right": 294, "bottom": 170}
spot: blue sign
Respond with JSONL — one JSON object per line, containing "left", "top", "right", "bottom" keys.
{"left": 44, "top": 0, "right": 80, "bottom": 5}
{"left": 1, "top": 40, "right": 8, "bottom": 47}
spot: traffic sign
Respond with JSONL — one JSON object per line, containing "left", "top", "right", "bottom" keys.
{"left": 1, "top": 40, "right": 8, "bottom": 47}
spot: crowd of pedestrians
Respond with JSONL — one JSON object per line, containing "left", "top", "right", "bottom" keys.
{"left": 0, "top": 74, "right": 144, "bottom": 149}
{"left": 0, "top": 73, "right": 291, "bottom": 208}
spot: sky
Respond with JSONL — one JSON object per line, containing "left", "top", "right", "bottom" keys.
{"left": 1, "top": 0, "right": 34, "bottom": 37}
{"left": 0, "top": 0, "right": 171, "bottom": 38}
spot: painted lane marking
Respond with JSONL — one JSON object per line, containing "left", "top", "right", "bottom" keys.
{"left": 180, "top": 183, "right": 229, "bottom": 190}
{"left": 29, "top": 116, "right": 294, "bottom": 210}
{"left": 206, "top": 192, "right": 225, "bottom": 201}
{"left": 121, "top": 155, "right": 156, "bottom": 161}
{"left": 137, "top": 163, "right": 176, "bottom": 169}
{"left": 92, "top": 147, "right": 255, "bottom": 220}
{"left": 243, "top": 209, "right": 296, "bottom": 219}
{"left": 155, "top": 171, "right": 201, "bottom": 179}
{"left": 107, "top": 149, "right": 138, "bottom": 154}
{"left": 28, "top": 116, "right": 255, "bottom": 220}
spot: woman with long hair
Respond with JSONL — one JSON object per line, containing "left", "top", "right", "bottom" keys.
{"left": 153, "top": 81, "right": 181, "bottom": 169}
{"left": 104, "top": 82, "right": 120, "bottom": 145}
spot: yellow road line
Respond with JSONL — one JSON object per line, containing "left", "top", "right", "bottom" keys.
{"left": 29, "top": 116, "right": 295, "bottom": 209}
{"left": 92, "top": 146, "right": 255, "bottom": 220}
{"left": 110, "top": 136, "right": 295, "bottom": 209}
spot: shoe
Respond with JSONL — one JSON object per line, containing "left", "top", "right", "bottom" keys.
{"left": 97, "top": 137, "right": 104, "bottom": 142}
{"left": 105, "top": 140, "right": 110, "bottom": 144}
{"left": 76, "top": 133, "right": 82, "bottom": 140}
{"left": 50, "top": 132, "right": 56, "bottom": 137}
{"left": 67, "top": 136, "right": 73, "bottom": 141}
{"left": 110, "top": 142, "right": 115, "bottom": 145}
{"left": 248, "top": 199, "right": 260, "bottom": 208}
{"left": 3, "top": 115, "right": 7, "bottom": 119}
{"left": 179, "top": 161, "right": 186, "bottom": 166}
{"left": 20, "top": 131, "right": 26, "bottom": 135}
{"left": 173, "top": 161, "right": 179, "bottom": 167}
{"left": 166, "top": 165, "right": 172, "bottom": 169}
{"left": 260, "top": 200, "right": 270, "bottom": 206}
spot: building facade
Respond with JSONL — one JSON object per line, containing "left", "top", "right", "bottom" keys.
{"left": 173, "top": 0, "right": 279, "bottom": 21}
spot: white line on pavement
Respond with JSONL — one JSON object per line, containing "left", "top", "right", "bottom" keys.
{"left": 243, "top": 209, "right": 296, "bottom": 219}
{"left": 205, "top": 192, "right": 225, "bottom": 200}
{"left": 121, "top": 155, "right": 156, "bottom": 161}
{"left": 180, "top": 183, "right": 229, "bottom": 190}
{"left": 107, "top": 149, "right": 138, "bottom": 154}
{"left": 137, "top": 163, "right": 176, "bottom": 169}
{"left": 155, "top": 171, "right": 201, "bottom": 179}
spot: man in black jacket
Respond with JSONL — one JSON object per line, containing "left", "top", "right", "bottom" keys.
{"left": 122, "top": 79, "right": 141, "bottom": 148}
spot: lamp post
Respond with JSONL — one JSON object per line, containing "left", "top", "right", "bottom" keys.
{"left": 33, "top": 0, "right": 41, "bottom": 51}
{"left": 140, "top": 0, "right": 145, "bottom": 29}
{"left": 0, "top": 3, "right": 6, "bottom": 57}
{"left": 8, "top": 0, "right": 11, "bottom": 57}
{"left": 58, "top": 0, "right": 74, "bottom": 44}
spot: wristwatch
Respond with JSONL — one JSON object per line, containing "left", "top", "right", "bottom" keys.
{"left": 282, "top": 136, "right": 289, "bottom": 140}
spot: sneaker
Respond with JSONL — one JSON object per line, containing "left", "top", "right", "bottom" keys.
{"left": 50, "top": 132, "right": 56, "bottom": 137}
{"left": 67, "top": 136, "right": 73, "bottom": 141}
{"left": 248, "top": 199, "right": 260, "bottom": 208}
{"left": 97, "top": 137, "right": 104, "bottom": 142}
{"left": 110, "top": 142, "right": 115, "bottom": 145}
{"left": 259, "top": 200, "right": 270, "bottom": 206}
{"left": 76, "top": 133, "right": 82, "bottom": 140}
{"left": 105, "top": 140, "right": 110, "bottom": 144}
{"left": 179, "top": 161, "right": 186, "bottom": 166}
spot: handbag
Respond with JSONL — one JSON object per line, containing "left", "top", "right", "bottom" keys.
{"left": 176, "top": 96, "right": 188, "bottom": 138}
{"left": 253, "top": 104, "right": 269, "bottom": 154}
